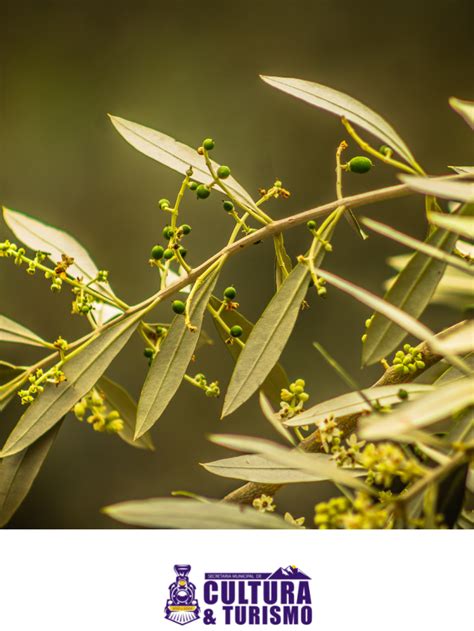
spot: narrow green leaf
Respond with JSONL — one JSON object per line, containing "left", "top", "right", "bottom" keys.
{"left": 2, "top": 206, "right": 121, "bottom": 324}
{"left": 386, "top": 253, "right": 473, "bottom": 311}
{"left": 313, "top": 266, "right": 438, "bottom": 361}
{"left": 209, "top": 434, "right": 370, "bottom": 492}
{"left": 222, "top": 263, "right": 310, "bottom": 417}
{"left": 449, "top": 97, "right": 474, "bottom": 130}
{"left": 201, "top": 452, "right": 363, "bottom": 485}
{"left": 0, "top": 361, "right": 25, "bottom": 385}
{"left": 359, "top": 377, "right": 474, "bottom": 440}
{"left": 109, "top": 115, "right": 258, "bottom": 213}
{"left": 0, "top": 367, "right": 28, "bottom": 412}
{"left": 399, "top": 176, "right": 474, "bottom": 203}
{"left": 362, "top": 217, "right": 474, "bottom": 275}
{"left": 284, "top": 384, "right": 433, "bottom": 427}
{"left": 136, "top": 267, "right": 219, "bottom": 438}
{"left": 259, "top": 392, "right": 296, "bottom": 446}
{"left": 428, "top": 212, "right": 474, "bottom": 240}
{"left": 98, "top": 376, "right": 155, "bottom": 451}
{"left": 261, "top": 75, "right": 416, "bottom": 166}
{"left": 436, "top": 322, "right": 474, "bottom": 356}
{"left": 0, "top": 311, "right": 143, "bottom": 458}
{"left": 313, "top": 342, "right": 374, "bottom": 409}
{"left": 360, "top": 208, "right": 472, "bottom": 364}
{"left": 0, "top": 315, "right": 50, "bottom": 348}
{"left": 434, "top": 354, "right": 474, "bottom": 387}
{"left": 449, "top": 166, "right": 474, "bottom": 175}
{"left": 0, "top": 422, "right": 61, "bottom": 527}
{"left": 103, "top": 497, "right": 293, "bottom": 529}
{"left": 209, "top": 296, "right": 289, "bottom": 408}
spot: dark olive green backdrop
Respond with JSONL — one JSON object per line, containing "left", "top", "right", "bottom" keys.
{"left": 1, "top": 0, "right": 472, "bottom": 527}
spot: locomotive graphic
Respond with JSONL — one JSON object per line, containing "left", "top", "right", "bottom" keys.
{"left": 165, "top": 565, "right": 200, "bottom": 625}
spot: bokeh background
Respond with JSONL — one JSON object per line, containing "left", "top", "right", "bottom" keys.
{"left": 1, "top": 0, "right": 473, "bottom": 528}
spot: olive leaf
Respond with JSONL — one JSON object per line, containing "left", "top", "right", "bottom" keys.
{"left": 209, "top": 434, "right": 370, "bottom": 491}
{"left": 435, "top": 322, "right": 474, "bottom": 356}
{"left": 2, "top": 206, "right": 122, "bottom": 325}
{"left": 362, "top": 217, "right": 474, "bottom": 276}
{"left": 0, "top": 360, "right": 25, "bottom": 385}
{"left": 449, "top": 166, "right": 474, "bottom": 175}
{"left": 449, "top": 97, "right": 474, "bottom": 130}
{"left": 0, "top": 310, "right": 144, "bottom": 458}
{"left": 398, "top": 176, "right": 474, "bottom": 203}
{"left": 428, "top": 212, "right": 474, "bottom": 240}
{"left": 0, "top": 315, "right": 51, "bottom": 348}
{"left": 209, "top": 296, "right": 289, "bottom": 408}
{"left": 313, "top": 266, "right": 437, "bottom": 353}
{"left": 284, "top": 384, "right": 433, "bottom": 427}
{"left": 359, "top": 377, "right": 474, "bottom": 440}
{"left": 0, "top": 364, "right": 28, "bottom": 412}
{"left": 201, "top": 452, "right": 364, "bottom": 485}
{"left": 98, "top": 376, "right": 154, "bottom": 451}
{"left": 386, "top": 253, "right": 473, "bottom": 311}
{"left": 109, "top": 115, "right": 259, "bottom": 213}
{"left": 103, "top": 497, "right": 293, "bottom": 529}
{"left": 361, "top": 204, "right": 473, "bottom": 365}
{"left": 135, "top": 267, "right": 220, "bottom": 439}
{"left": 261, "top": 75, "right": 417, "bottom": 166}
{"left": 0, "top": 422, "right": 62, "bottom": 527}
{"left": 222, "top": 263, "right": 310, "bottom": 418}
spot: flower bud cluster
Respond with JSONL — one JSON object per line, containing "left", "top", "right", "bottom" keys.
{"left": 73, "top": 388, "right": 124, "bottom": 434}
{"left": 391, "top": 344, "right": 426, "bottom": 375}
{"left": 279, "top": 379, "right": 309, "bottom": 419}
{"left": 360, "top": 442, "right": 424, "bottom": 487}
{"left": 314, "top": 493, "right": 390, "bottom": 529}
{"left": 193, "top": 373, "right": 220, "bottom": 398}
{"left": 17, "top": 365, "right": 66, "bottom": 405}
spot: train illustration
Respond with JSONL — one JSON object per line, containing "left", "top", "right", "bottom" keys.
{"left": 165, "top": 565, "right": 200, "bottom": 625}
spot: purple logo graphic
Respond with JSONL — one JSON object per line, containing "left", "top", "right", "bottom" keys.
{"left": 165, "top": 565, "right": 313, "bottom": 626}
{"left": 165, "top": 565, "right": 200, "bottom": 626}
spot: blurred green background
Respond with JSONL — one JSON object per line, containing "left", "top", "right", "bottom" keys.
{"left": 1, "top": 0, "right": 472, "bottom": 528}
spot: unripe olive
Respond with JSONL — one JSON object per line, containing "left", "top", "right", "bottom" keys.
{"left": 172, "top": 300, "right": 186, "bottom": 314}
{"left": 379, "top": 145, "right": 392, "bottom": 156}
{"left": 144, "top": 348, "right": 154, "bottom": 358}
{"left": 163, "top": 226, "right": 174, "bottom": 239}
{"left": 230, "top": 325, "right": 243, "bottom": 338}
{"left": 223, "top": 200, "right": 234, "bottom": 212}
{"left": 348, "top": 156, "right": 373, "bottom": 174}
{"left": 151, "top": 245, "right": 164, "bottom": 260}
{"left": 307, "top": 220, "right": 317, "bottom": 230}
{"left": 178, "top": 246, "right": 187, "bottom": 258}
{"left": 196, "top": 184, "right": 211, "bottom": 199}
{"left": 398, "top": 389, "right": 408, "bottom": 400}
{"left": 159, "top": 198, "right": 171, "bottom": 209}
{"left": 223, "top": 286, "right": 236, "bottom": 300}
{"left": 217, "top": 165, "right": 231, "bottom": 179}
{"left": 188, "top": 181, "right": 198, "bottom": 191}
{"left": 181, "top": 224, "right": 192, "bottom": 235}
{"left": 163, "top": 248, "right": 174, "bottom": 260}
{"left": 202, "top": 138, "right": 215, "bottom": 151}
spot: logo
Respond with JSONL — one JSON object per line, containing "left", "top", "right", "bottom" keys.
{"left": 165, "top": 565, "right": 201, "bottom": 626}
{"left": 165, "top": 565, "right": 312, "bottom": 626}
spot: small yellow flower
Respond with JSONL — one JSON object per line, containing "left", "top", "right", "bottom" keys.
{"left": 284, "top": 512, "right": 306, "bottom": 528}
{"left": 252, "top": 494, "right": 276, "bottom": 513}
